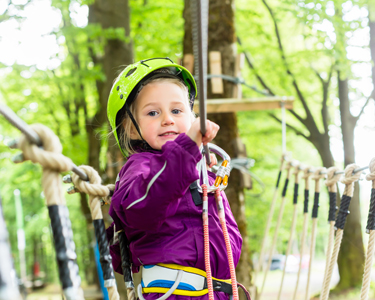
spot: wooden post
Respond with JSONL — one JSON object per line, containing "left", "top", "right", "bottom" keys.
{"left": 209, "top": 51, "right": 224, "bottom": 94}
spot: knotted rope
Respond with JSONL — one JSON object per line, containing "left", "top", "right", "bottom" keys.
{"left": 17, "top": 124, "right": 84, "bottom": 300}
{"left": 360, "top": 158, "right": 375, "bottom": 300}
{"left": 277, "top": 162, "right": 301, "bottom": 300}
{"left": 292, "top": 167, "right": 313, "bottom": 300}
{"left": 254, "top": 154, "right": 286, "bottom": 285}
{"left": 319, "top": 167, "right": 341, "bottom": 300}
{"left": 71, "top": 166, "right": 120, "bottom": 300}
{"left": 320, "top": 164, "right": 362, "bottom": 300}
{"left": 259, "top": 161, "right": 293, "bottom": 300}
{"left": 304, "top": 167, "right": 326, "bottom": 300}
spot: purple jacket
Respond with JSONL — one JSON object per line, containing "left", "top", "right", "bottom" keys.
{"left": 107, "top": 133, "right": 242, "bottom": 300}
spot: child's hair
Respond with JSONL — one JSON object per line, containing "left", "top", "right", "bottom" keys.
{"left": 120, "top": 75, "right": 195, "bottom": 155}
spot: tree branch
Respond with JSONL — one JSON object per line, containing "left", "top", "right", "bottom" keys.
{"left": 262, "top": 0, "right": 319, "bottom": 133}
{"left": 237, "top": 36, "right": 276, "bottom": 96}
{"left": 354, "top": 91, "right": 374, "bottom": 121}
{"left": 269, "top": 113, "right": 310, "bottom": 140}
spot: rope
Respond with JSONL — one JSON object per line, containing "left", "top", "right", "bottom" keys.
{"left": 319, "top": 167, "right": 341, "bottom": 300}
{"left": 202, "top": 184, "right": 214, "bottom": 300}
{"left": 277, "top": 163, "right": 301, "bottom": 300}
{"left": 292, "top": 213, "right": 309, "bottom": 300}
{"left": 305, "top": 167, "right": 326, "bottom": 300}
{"left": 320, "top": 164, "right": 362, "bottom": 300}
{"left": 259, "top": 162, "right": 293, "bottom": 300}
{"left": 17, "top": 124, "right": 84, "bottom": 300}
{"left": 360, "top": 158, "right": 375, "bottom": 300}
{"left": 215, "top": 189, "right": 238, "bottom": 300}
{"left": 71, "top": 166, "right": 119, "bottom": 300}
{"left": 254, "top": 155, "right": 286, "bottom": 284}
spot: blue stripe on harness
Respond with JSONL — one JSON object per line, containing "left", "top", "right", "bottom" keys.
{"left": 142, "top": 279, "right": 197, "bottom": 291}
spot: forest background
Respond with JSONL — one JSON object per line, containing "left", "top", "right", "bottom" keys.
{"left": 1, "top": 0, "right": 375, "bottom": 297}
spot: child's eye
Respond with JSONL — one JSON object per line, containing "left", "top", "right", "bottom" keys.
{"left": 172, "top": 109, "right": 182, "bottom": 114}
{"left": 147, "top": 111, "right": 158, "bottom": 117}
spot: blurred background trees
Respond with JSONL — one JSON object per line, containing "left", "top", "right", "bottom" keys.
{"left": 1, "top": 0, "right": 375, "bottom": 295}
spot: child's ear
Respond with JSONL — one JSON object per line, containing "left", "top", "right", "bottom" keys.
{"left": 129, "top": 123, "right": 139, "bottom": 140}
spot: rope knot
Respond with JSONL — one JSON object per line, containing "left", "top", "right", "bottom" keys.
{"left": 302, "top": 166, "right": 313, "bottom": 179}
{"left": 71, "top": 165, "right": 109, "bottom": 198}
{"left": 325, "top": 167, "right": 342, "bottom": 187}
{"left": 312, "top": 167, "right": 326, "bottom": 181}
{"left": 341, "top": 164, "right": 362, "bottom": 197}
{"left": 17, "top": 124, "right": 73, "bottom": 172}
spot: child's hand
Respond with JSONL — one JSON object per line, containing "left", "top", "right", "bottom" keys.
{"left": 187, "top": 117, "right": 220, "bottom": 147}
{"left": 207, "top": 153, "right": 217, "bottom": 169}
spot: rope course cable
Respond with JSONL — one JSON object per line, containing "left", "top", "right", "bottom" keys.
{"left": 320, "top": 164, "right": 363, "bottom": 300}
{"left": 360, "top": 158, "right": 375, "bottom": 300}
{"left": 277, "top": 162, "right": 301, "bottom": 300}
{"left": 319, "top": 167, "right": 341, "bottom": 300}
{"left": 292, "top": 166, "right": 313, "bottom": 300}
{"left": 259, "top": 161, "right": 293, "bottom": 300}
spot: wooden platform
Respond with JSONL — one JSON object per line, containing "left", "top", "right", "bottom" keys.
{"left": 193, "top": 97, "right": 294, "bottom": 113}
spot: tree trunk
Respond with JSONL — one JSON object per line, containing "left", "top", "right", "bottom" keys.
{"left": 183, "top": 0, "right": 252, "bottom": 293}
{"left": 336, "top": 75, "right": 364, "bottom": 289}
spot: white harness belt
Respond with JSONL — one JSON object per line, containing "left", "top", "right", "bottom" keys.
{"left": 140, "top": 264, "right": 232, "bottom": 297}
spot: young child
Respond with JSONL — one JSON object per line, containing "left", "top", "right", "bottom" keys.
{"left": 106, "top": 58, "right": 242, "bottom": 300}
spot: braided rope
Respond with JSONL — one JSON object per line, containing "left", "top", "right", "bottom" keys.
{"left": 277, "top": 203, "right": 298, "bottom": 300}
{"left": 127, "top": 287, "right": 136, "bottom": 300}
{"left": 305, "top": 218, "right": 318, "bottom": 300}
{"left": 292, "top": 213, "right": 309, "bottom": 300}
{"left": 360, "top": 158, "right": 375, "bottom": 300}
{"left": 305, "top": 168, "right": 325, "bottom": 300}
{"left": 259, "top": 163, "right": 293, "bottom": 299}
{"left": 361, "top": 230, "right": 375, "bottom": 300}
{"left": 320, "top": 163, "right": 362, "bottom": 300}
{"left": 254, "top": 156, "right": 285, "bottom": 284}
{"left": 319, "top": 167, "right": 341, "bottom": 300}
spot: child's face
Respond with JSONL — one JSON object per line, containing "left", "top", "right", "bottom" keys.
{"left": 131, "top": 82, "right": 193, "bottom": 150}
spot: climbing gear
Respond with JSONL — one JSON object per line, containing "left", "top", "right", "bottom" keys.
{"left": 361, "top": 158, "right": 375, "bottom": 300}
{"left": 140, "top": 264, "right": 232, "bottom": 297}
{"left": 259, "top": 161, "right": 293, "bottom": 300}
{"left": 320, "top": 164, "right": 363, "bottom": 300}
{"left": 107, "top": 58, "right": 197, "bottom": 156}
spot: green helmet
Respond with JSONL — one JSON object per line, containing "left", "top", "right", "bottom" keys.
{"left": 107, "top": 57, "right": 197, "bottom": 156}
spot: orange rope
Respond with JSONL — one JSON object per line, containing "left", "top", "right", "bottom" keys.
{"left": 202, "top": 184, "right": 214, "bottom": 300}
{"left": 215, "top": 189, "right": 238, "bottom": 300}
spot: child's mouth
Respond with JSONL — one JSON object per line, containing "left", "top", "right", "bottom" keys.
{"left": 159, "top": 132, "right": 178, "bottom": 137}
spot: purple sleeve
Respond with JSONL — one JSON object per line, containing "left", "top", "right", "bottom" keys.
{"left": 114, "top": 134, "right": 202, "bottom": 231}
{"left": 222, "top": 191, "right": 243, "bottom": 266}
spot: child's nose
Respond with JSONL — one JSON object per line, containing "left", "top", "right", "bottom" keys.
{"left": 162, "top": 113, "right": 175, "bottom": 125}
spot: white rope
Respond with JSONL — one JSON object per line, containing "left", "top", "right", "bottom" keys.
{"left": 319, "top": 221, "right": 335, "bottom": 300}
{"left": 360, "top": 230, "right": 375, "bottom": 300}
{"left": 277, "top": 203, "right": 298, "bottom": 300}
{"left": 360, "top": 157, "right": 375, "bottom": 300}
{"left": 305, "top": 217, "right": 318, "bottom": 300}
{"left": 292, "top": 213, "right": 309, "bottom": 300}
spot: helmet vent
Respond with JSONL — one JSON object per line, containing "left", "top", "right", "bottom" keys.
{"left": 126, "top": 67, "right": 137, "bottom": 77}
